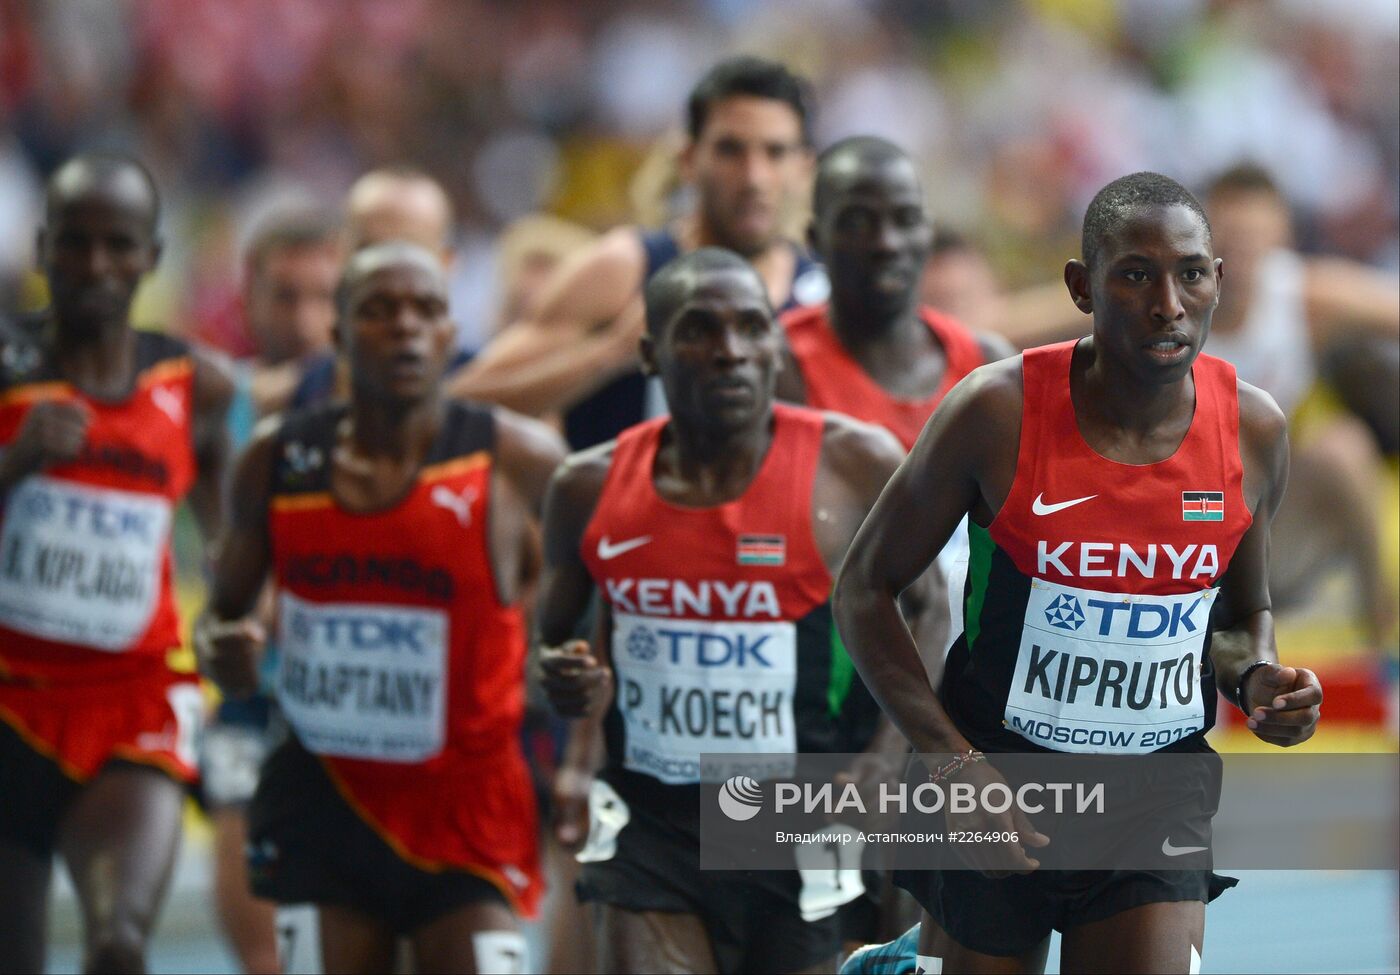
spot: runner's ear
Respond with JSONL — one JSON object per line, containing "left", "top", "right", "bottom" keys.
{"left": 1064, "top": 259, "right": 1092, "bottom": 314}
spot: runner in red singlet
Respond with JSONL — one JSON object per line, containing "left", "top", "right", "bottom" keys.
{"left": 777, "top": 137, "right": 1011, "bottom": 452}
{"left": 834, "top": 173, "right": 1321, "bottom": 973}
{"left": 0, "top": 153, "right": 234, "bottom": 973}
{"left": 536, "top": 248, "right": 942, "bottom": 974}
{"left": 198, "top": 241, "right": 565, "bottom": 973}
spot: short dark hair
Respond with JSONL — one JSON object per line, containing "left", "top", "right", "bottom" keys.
{"left": 46, "top": 152, "right": 161, "bottom": 231}
{"left": 244, "top": 208, "right": 342, "bottom": 278}
{"left": 1081, "top": 172, "right": 1210, "bottom": 269}
{"left": 812, "top": 135, "right": 915, "bottom": 218}
{"left": 686, "top": 56, "right": 814, "bottom": 145}
{"left": 1206, "top": 163, "right": 1282, "bottom": 200}
{"left": 644, "top": 247, "right": 769, "bottom": 337}
{"left": 335, "top": 240, "right": 444, "bottom": 317}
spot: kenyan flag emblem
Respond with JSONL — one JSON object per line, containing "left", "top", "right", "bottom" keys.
{"left": 737, "top": 534, "right": 786, "bottom": 566}
{"left": 1182, "top": 491, "right": 1224, "bottom": 522}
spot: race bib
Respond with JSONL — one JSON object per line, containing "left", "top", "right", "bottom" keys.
{"left": 0, "top": 476, "right": 170, "bottom": 650}
{"left": 612, "top": 611, "right": 797, "bottom": 785}
{"left": 277, "top": 592, "right": 448, "bottom": 762}
{"left": 1004, "top": 579, "right": 1214, "bottom": 754}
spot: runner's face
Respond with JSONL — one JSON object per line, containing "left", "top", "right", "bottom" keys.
{"left": 686, "top": 97, "right": 809, "bottom": 257}
{"left": 40, "top": 178, "right": 159, "bottom": 333}
{"left": 1091, "top": 204, "right": 1221, "bottom": 384}
{"left": 813, "top": 157, "right": 932, "bottom": 322}
{"left": 648, "top": 267, "right": 779, "bottom": 433}
{"left": 246, "top": 244, "right": 340, "bottom": 364}
{"left": 343, "top": 263, "right": 455, "bottom": 403}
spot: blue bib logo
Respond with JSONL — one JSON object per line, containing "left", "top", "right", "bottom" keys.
{"left": 1045, "top": 593, "right": 1085, "bottom": 631}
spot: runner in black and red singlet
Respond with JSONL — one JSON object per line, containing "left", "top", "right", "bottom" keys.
{"left": 198, "top": 241, "right": 565, "bottom": 973}
{"left": 536, "top": 248, "right": 943, "bottom": 974}
{"left": 834, "top": 173, "right": 1321, "bottom": 973}
{"left": 0, "top": 153, "right": 234, "bottom": 973}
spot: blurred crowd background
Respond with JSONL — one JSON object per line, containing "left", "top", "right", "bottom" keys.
{"left": 2, "top": 0, "right": 1396, "bottom": 354}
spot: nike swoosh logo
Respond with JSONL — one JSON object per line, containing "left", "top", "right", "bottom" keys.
{"left": 1031, "top": 492, "right": 1098, "bottom": 516}
{"left": 1161, "top": 837, "right": 1208, "bottom": 857}
{"left": 597, "top": 535, "right": 652, "bottom": 560}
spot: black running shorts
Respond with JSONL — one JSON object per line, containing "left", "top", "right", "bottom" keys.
{"left": 576, "top": 778, "right": 842, "bottom": 974}
{"left": 247, "top": 736, "right": 508, "bottom": 935}
{"left": 895, "top": 867, "right": 1237, "bottom": 957}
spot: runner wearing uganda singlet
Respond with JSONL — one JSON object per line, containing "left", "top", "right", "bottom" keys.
{"left": 834, "top": 174, "right": 1321, "bottom": 973}
{"left": 198, "top": 242, "right": 565, "bottom": 973}
{"left": 537, "top": 248, "right": 939, "bottom": 975}
{"left": 0, "top": 154, "right": 234, "bottom": 974}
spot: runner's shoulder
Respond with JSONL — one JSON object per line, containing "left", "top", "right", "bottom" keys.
{"left": 1235, "top": 378, "right": 1289, "bottom": 484}
{"left": 188, "top": 342, "right": 237, "bottom": 417}
{"left": 488, "top": 404, "right": 568, "bottom": 512}
{"left": 939, "top": 354, "right": 1024, "bottom": 431}
{"left": 547, "top": 439, "right": 617, "bottom": 514}
{"left": 1235, "top": 378, "right": 1287, "bottom": 448}
{"left": 819, "top": 410, "right": 905, "bottom": 474}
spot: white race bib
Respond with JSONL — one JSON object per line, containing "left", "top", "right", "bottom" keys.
{"left": 0, "top": 476, "right": 170, "bottom": 650}
{"left": 1004, "top": 579, "right": 1214, "bottom": 754}
{"left": 612, "top": 611, "right": 797, "bottom": 785}
{"left": 277, "top": 592, "right": 448, "bottom": 762}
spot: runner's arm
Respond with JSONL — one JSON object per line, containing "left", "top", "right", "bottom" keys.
{"left": 1304, "top": 258, "right": 1400, "bottom": 342}
{"left": 534, "top": 449, "right": 613, "bottom": 717}
{"left": 197, "top": 420, "right": 278, "bottom": 696}
{"left": 1210, "top": 382, "right": 1320, "bottom": 745}
{"left": 833, "top": 369, "right": 1013, "bottom": 755}
{"left": 188, "top": 346, "right": 236, "bottom": 546}
{"left": 448, "top": 229, "right": 647, "bottom": 416}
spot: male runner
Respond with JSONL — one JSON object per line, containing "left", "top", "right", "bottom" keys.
{"left": 834, "top": 173, "right": 1322, "bottom": 973}
{"left": 199, "top": 242, "right": 565, "bottom": 973}
{"left": 201, "top": 207, "right": 342, "bottom": 975}
{"left": 777, "top": 136, "right": 1012, "bottom": 451}
{"left": 536, "top": 249, "right": 936, "bottom": 974}
{"left": 0, "top": 153, "right": 234, "bottom": 973}
{"left": 450, "top": 55, "right": 828, "bottom": 448}
{"left": 776, "top": 135, "right": 1012, "bottom": 946}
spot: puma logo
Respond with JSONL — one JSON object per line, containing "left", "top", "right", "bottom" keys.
{"left": 431, "top": 483, "right": 478, "bottom": 527}
{"left": 150, "top": 385, "right": 185, "bottom": 425}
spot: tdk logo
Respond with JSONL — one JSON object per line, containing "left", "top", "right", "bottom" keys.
{"left": 292, "top": 612, "right": 430, "bottom": 653}
{"left": 622, "top": 625, "right": 773, "bottom": 668}
{"left": 1085, "top": 597, "right": 1204, "bottom": 640}
{"left": 625, "top": 626, "right": 659, "bottom": 661}
{"left": 1044, "top": 594, "right": 1085, "bottom": 631}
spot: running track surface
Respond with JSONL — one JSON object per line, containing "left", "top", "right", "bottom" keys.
{"left": 45, "top": 844, "right": 1400, "bottom": 974}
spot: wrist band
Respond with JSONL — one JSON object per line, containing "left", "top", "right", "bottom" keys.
{"left": 929, "top": 750, "right": 985, "bottom": 784}
{"left": 1235, "top": 659, "right": 1274, "bottom": 715}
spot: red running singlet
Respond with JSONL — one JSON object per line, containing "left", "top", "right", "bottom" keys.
{"left": 0, "top": 330, "right": 201, "bottom": 781}
{"left": 268, "top": 401, "right": 541, "bottom": 914}
{"left": 943, "top": 341, "right": 1253, "bottom": 754}
{"left": 781, "top": 303, "right": 986, "bottom": 450}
